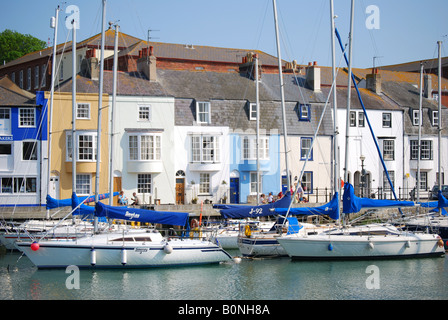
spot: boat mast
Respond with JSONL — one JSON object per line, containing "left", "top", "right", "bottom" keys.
{"left": 272, "top": 0, "right": 291, "bottom": 192}
{"left": 343, "top": 0, "right": 355, "bottom": 226}
{"left": 255, "top": 53, "right": 260, "bottom": 205}
{"left": 437, "top": 40, "right": 442, "bottom": 216}
{"left": 330, "top": 0, "right": 340, "bottom": 214}
{"left": 46, "top": 6, "right": 60, "bottom": 220}
{"left": 71, "top": 17, "right": 77, "bottom": 223}
{"left": 109, "top": 23, "right": 119, "bottom": 206}
{"left": 95, "top": 0, "right": 107, "bottom": 232}
{"left": 417, "top": 62, "right": 423, "bottom": 204}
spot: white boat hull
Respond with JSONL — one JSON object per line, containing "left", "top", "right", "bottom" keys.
{"left": 238, "top": 236, "right": 287, "bottom": 257}
{"left": 278, "top": 232, "right": 445, "bottom": 260}
{"left": 215, "top": 234, "right": 239, "bottom": 249}
{"left": 15, "top": 232, "right": 232, "bottom": 269}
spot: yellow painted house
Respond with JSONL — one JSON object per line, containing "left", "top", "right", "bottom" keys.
{"left": 45, "top": 91, "right": 110, "bottom": 203}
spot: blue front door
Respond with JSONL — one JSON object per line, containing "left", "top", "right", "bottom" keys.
{"left": 230, "top": 178, "right": 240, "bottom": 204}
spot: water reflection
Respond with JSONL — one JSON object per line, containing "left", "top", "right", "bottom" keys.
{"left": 1, "top": 251, "right": 447, "bottom": 300}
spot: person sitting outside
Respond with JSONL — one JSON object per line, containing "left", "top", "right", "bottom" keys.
{"left": 131, "top": 192, "right": 140, "bottom": 206}
{"left": 118, "top": 191, "right": 128, "bottom": 205}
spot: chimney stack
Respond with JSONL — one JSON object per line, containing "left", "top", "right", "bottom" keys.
{"left": 423, "top": 74, "right": 432, "bottom": 98}
{"left": 366, "top": 68, "right": 382, "bottom": 94}
{"left": 306, "top": 61, "right": 321, "bottom": 92}
{"left": 81, "top": 49, "right": 99, "bottom": 80}
{"left": 137, "top": 46, "right": 157, "bottom": 82}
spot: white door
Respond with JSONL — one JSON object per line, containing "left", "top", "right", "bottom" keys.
{"left": 49, "top": 175, "right": 59, "bottom": 199}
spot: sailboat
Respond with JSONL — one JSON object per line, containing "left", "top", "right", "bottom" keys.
{"left": 234, "top": 0, "right": 342, "bottom": 258}
{"left": 15, "top": 202, "right": 232, "bottom": 268}
{"left": 15, "top": 0, "right": 232, "bottom": 269}
{"left": 277, "top": 0, "right": 445, "bottom": 260}
{"left": 399, "top": 41, "right": 448, "bottom": 248}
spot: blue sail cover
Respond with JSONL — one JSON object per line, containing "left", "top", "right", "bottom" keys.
{"left": 94, "top": 201, "right": 189, "bottom": 227}
{"left": 46, "top": 192, "right": 118, "bottom": 210}
{"left": 420, "top": 191, "right": 448, "bottom": 215}
{"left": 342, "top": 183, "right": 414, "bottom": 214}
{"left": 214, "top": 193, "right": 292, "bottom": 219}
{"left": 275, "top": 192, "right": 340, "bottom": 221}
{"left": 71, "top": 192, "right": 95, "bottom": 217}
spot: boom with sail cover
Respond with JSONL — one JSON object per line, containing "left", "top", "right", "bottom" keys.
{"left": 275, "top": 192, "right": 340, "bottom": 220}
{"left": 342, "top": 183, "right": 414, "bottom": 214}
{"left": 214, "top": 193, "right": 291, "bottom": 219}
{"left": 420, "top": 191, "right": 448, "bottom": 215}
{"left": 46, "top": 192, "right": 118, "bottom": 210}
{"left": 94, "top": 202, "right": 189, "bottom": 227}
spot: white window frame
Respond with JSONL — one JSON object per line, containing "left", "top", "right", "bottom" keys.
{"left": 300, "top": 137, "right": 313, "bottom": 161}
{"left": 250, "top": 172, "right": 262, "bottom": 195}
{"left": 76, "top": 103, "right": 91, "bottom": 119}
{"left": 19, "top": 108, "right": 36, "bottom": 128}
{"left": 242, "top": 136, "right": 269, "bottom": 160}
{"left": 13, "top": 177, "right": 37, "bottom": 193}
{"left": 383, "top": 170, "right": 395, "bottom": 191}
{"left": 383, "top": 140, "right": 394, "bottom": 161}
{"left": 138, "top": 104, "right": 151, "bottom": 122}
{"left": 191, "top": 135, "right": 220, "bottom": 163}
{"left": 249, "top": 103, "right": 257, "bottom": 121}
{"left": 0, "top": 108, "right": 11, "bottom": 135}
{"left": 128, "top": 133, "right": 162, "bottom": 161}
{"left": 137, "top": 174, "right": 152, "bottom": 194}
{"left": 382, "top": 112, "right": 392, "bottom": 128}
{"left": 76, "top": 174, "right": 91, "bottom": 195}
{"left": 432, "top": 111, "right": 439, "bottom": 126}
{"left": 196, "top": 101, "right": 211, "bottom": 124}
{"left": 199, "top": 173, "right": 211, "bottom": 194}
{"left": 350, "top": 111, "right": 356, "bottom": 127}
{"left": 66, "top": 131, "right": 98, "bottom": 162}
{"left": 358, "top": 111, "right": 365, "bottom": 127}
{"left": 412, "top": 110, "right": 422, "bottom": 126}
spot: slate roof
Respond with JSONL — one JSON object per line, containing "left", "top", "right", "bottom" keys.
{"left": 0, "top": 75, "right": 36, "bottom": 105}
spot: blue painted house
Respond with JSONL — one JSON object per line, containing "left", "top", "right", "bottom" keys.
{"left": 0, "top": 76, "right": 48, "bottom": 206}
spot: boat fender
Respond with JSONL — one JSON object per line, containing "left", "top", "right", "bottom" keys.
{"left": 328, "top": 243, "right": 333, "bottom": 251}
{"left": 406, "top": 240, "right": 411, "bottom": 248}
{"left": 233, "top": 257, "right": 242, "bottom": 264}
{"left": 438, "top": 239, "right": 444, "bottom": 248}
{"left": 121, "top": 249, "right": 127, "bottom": 265}
{"left": 164, "top": 243, "right": 173, "bottom": 254}
{"left": 30, "top": 242, "right": 40, "bottom": 251}
{"left": 368, "top": 242, "right": 374, "bottom": 250}
{"left": 91, "top": 249, "right": 96, "bottom": 266}
{"left": 191, "top": 219, "right": 199, "bottom": 229}
{"left": 244, "top": 225, "right": 251, "bottom": 237}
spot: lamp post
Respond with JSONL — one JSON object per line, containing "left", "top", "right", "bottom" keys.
{"left": 360, "top": 155, "right": 366, "bottom": 198}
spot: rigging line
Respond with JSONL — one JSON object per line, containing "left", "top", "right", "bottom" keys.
{"left": 335, "top": 27, "right": 404, "bottom": 216}
{"left": 284, "top": 59, "right": 341, "bottom": 221}
{"left": 275, "top": 7, "right": 311, "bottom": 108}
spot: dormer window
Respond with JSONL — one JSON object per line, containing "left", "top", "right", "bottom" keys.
{"left": 432, "top": 110, "right": 439, "bottom": 126}
{"left": 249, "top": 103, "right": 257, "bottom": 121}
{"left": 298, "top": 104, "right": 311, "bottom": 121}
{"left": 412, "top": 109, "right": 422, "bottom": 126}
{"left": 196, "top": 101, "right": 211, "bottom": 124}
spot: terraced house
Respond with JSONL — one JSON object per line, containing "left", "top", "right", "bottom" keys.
{"left": 0, "top": 28, "right": 447, "bottom": 208}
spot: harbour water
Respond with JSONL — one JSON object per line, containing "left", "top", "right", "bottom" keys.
{"left": 1, "top": 249, "right": 447, "bottom": 301}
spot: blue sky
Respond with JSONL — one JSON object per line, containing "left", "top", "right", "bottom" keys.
{"left": 1, "top": 0, "right": 447, "bottom": 68}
